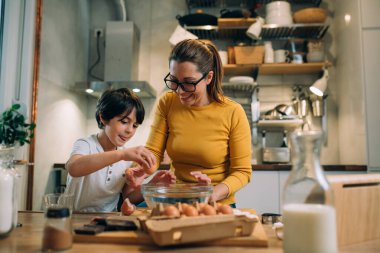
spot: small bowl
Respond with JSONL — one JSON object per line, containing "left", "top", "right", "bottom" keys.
{"left": 293, "top": 8, "right": 327, "bottom": 24}
{"left": 141, "top": 183, "right": 213, "bottom": 209}
{"left": 261, "top": 213, "right": 282, "bottom": 224}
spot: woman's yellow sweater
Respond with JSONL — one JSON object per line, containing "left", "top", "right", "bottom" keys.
{"left": 146, "top": 92, "right": 252, "bottom": 204}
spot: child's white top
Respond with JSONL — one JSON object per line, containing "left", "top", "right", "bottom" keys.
{"left": 65, "top": 134, "right": 131, "bottom": 212}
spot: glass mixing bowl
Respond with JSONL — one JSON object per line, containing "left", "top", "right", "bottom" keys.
{"left": 141, "top": 183, "right": 213, "bottom": 209}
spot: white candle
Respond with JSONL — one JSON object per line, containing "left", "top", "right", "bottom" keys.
{"left": 283, "top": 203, "right": 338, "bottom": 253}
{"left": 0, "top": 169, "right": 14, "bottom": 234}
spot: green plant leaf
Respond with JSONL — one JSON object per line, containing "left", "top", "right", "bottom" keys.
{"left": 0, "top": 104, "right": 35, "bottom": 146}
{"left": 12, "top": 104, "right": 21, "bottom": 110}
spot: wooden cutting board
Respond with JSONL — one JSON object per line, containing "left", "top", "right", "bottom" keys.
{"left": 74, "top": 209, "right": 268, "bottom": 247}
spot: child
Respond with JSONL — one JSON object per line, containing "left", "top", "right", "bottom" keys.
{"left": 65, "top": 88, "right": 161, "bottom": 212}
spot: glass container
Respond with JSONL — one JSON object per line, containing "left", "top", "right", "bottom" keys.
{"left": 141, "top": 183, "right": 213, "bottom": 209}
{"left": 42, "top": 207, "right": 72, "bottom": 251}
{"left": 0, "top": 145, "right": 16, "bottom": 238}
{"left": 282, "top": 131, "right": 337, "bottom": 253}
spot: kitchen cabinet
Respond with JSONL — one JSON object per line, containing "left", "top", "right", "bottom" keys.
{"left": 236, "top": 170, "right": 364, "bottom": 215}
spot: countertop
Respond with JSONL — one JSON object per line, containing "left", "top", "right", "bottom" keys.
{"left": 157, "top": 164, "right": 367, "bottom": 172}
{"left": 1, "top": 211, "right": 378, "bottom": 253}
{"left": 53, "top": 164, "right": 367, "bottom": 172}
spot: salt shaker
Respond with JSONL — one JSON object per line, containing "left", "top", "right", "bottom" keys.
{"left": 282, "top": 131, "right": 338, "bottom": 253}
{"left": 42, "top": 207, "right": 72, "bottom": 251}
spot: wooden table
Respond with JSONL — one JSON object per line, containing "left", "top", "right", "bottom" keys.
{"left": 0, "top": 211, "right": 379, "bottom": 253}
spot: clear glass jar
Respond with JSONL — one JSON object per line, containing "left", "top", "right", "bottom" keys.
{"left": 42, "top": 207, "right": 72, "bottom": 251}
{"left": 282, "top": 131, "right": 337, "bottom": 253}
{"left": 0, "top": 145, "right": 16, "bottom": 238}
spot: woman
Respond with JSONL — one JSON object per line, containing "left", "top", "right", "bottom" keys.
{"left": 146, "top": 39, "right": 252, "bottom": 205}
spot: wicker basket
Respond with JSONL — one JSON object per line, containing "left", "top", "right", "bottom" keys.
{"left": 234, "top": 46, "right": 264, "bottom": 65}
{"left": 293, "top": 8, "right": 327, "bottom": 24}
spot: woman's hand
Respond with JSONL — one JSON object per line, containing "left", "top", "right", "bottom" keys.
{"left": 190, "top": 171, "right": 211, "bottom": 184}
{"left": 125, "top": 166, "right": 147, "bottom": 189}
{"left": 122, "top": 146, "right": 156, "bottom": 173}
{"left": 150, "top": 171, "right": 176, "bottom": 185}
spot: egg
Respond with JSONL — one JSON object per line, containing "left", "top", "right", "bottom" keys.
{"left": 121, "top": 198, "right": 136, "bottom": 216}
{"left": 182, "top": 205, "right": 199, "bottom": 217}
{"left": 218, "top": 204, "right": 233, "bottom": 215}
{"left": 200, "top": 204, "right": 217, "bottom": 215}
{"left": 163, "top": 205, "right": 180, "bottom": 217}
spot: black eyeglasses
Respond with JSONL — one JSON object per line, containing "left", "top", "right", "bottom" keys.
{"left": 164, "top": 72, "right": 207, "bottom": 92}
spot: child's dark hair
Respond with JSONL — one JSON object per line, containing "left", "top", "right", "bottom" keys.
{"left": 95, "top": 88, "right": 145, "bottom": 129}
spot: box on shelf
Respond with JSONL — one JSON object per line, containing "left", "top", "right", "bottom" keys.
{"left": 234, "top": 46, "right": 264, "bottom": 65}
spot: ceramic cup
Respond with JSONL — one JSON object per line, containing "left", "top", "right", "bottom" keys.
{"left": 274, "top": 49, "right": 290, "bottom": 63}
{"left": 246, "top": 17, "right": 265, "bottom": 40}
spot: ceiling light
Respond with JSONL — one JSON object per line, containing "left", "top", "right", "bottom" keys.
{"left": 132, "top": 88, "right": 141, "bottom": 93}
{"left": 309, "top": 68, "right": 329, "bottom": 97}
{"left": 85, "top": 88, "right": 94, "bottom": 94}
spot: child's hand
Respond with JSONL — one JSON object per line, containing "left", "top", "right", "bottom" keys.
{"left": 150, "top": 171, "right": 176, "bottom": 185}
{"left": 190, "top": 171, "right": 211, "bottom": 184}
{"left": 125, "top": 166, "right": 147, "bottom": 188}
{"left": 122, "top": 146, "right": 156, "bottom": 173}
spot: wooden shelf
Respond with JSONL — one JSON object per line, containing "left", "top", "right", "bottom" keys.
{"left": 223, "top": 62, "right": 330, "bottom": 76}
{"left": 223, "top": 64, "right": 259, "bottom": 76}
{"left": 259, "top": 62, "right": 328, "bottom": 75}
{"left": 257, "top": 119, "right": 304, "bottom": 129}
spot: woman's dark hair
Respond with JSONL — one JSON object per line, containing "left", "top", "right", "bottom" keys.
{"left": 95, "top": 88, "right": 145, "bottom": 129}
{"left": 169, "top": 39, "right": 224, "bottom": 103}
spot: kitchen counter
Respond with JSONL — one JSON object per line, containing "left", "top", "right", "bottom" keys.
{"left": 53, "top": 163, "right": 366, "bottom": 172}
{"left": 1, "top": 211, "right": 378, "bottom": 253}
{"left": 157, "top": 164, "right": 367, "bottom": 172}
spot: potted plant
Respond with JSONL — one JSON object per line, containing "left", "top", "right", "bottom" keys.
{"left": 0, "top": 104, "right": 35, "bottom": 147}
{"left": 0, "top": 104, "right": 35, "bottom": 238}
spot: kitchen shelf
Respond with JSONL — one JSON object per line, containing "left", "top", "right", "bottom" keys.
{"left": 259, "top": 62, "right": 330, "bottom": 75}
{"left": 186, "top": 0, "right": 321, "bottom": 8}
{"left": 223, "top": 62, "right": 330, "bottom": 76}
{"left": 185, "top": 21, "right": 329, "bottom": 41}
{"left": 260, "top": 23, "right": 329, "bottom": 40}
{"left": 223, "top": 64, "right": 258, "bottom": 76}
{"left": 257, "top": 119, "right": 304, "bottom": 129}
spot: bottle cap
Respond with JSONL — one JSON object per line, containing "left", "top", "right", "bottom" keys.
{"left": 46, "top": 207, "right": 70, "bottom": 218}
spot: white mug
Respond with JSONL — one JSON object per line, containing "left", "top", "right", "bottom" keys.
{"left": 246, "top": 17, "right": 264, "bottom": 40}
{"left": 218, "top": 50, "right": 228, "bottom": 65}
{"left": 274, "top": 49, "right": 290, "bottom": 63}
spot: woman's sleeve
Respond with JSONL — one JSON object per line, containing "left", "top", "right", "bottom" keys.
{"left": 221, "top": 104, "right": 252, "bottom": 196}
{"left": 145, "top": 93, "right": 171, "bottom": 171}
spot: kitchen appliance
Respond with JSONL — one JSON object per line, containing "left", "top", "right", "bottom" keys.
{"left": 74, "top": 21, "right": 156, "bottom": 98}
{"left": 262, "top": 131, "right": 290, "bottom": 163}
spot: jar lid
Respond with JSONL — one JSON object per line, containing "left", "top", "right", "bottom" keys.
{"left": 46, "top": 207, "right": 70, "bottom": 218}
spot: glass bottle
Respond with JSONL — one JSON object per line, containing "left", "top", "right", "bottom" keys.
{"left": 282, "top": 131, "right": 337, "bottom": 253}
{"left": 42, "top": 207, "right": 73, "bottom": 251}
{"left": 0, "top": 145, "right": 16, "bottom": 238}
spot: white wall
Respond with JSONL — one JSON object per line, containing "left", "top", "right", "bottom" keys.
{"left": 334, "top": 0, "right": 367, "bottom": 165}
{"left": 33, "top": 0, "right": 91, "bottom": 209}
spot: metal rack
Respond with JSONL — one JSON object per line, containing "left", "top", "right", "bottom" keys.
{"left": 185, "top": 23, "right": 329, "bottom": 40}
{"left": 186, "top": 0, "right": 322, "bottom": 9}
